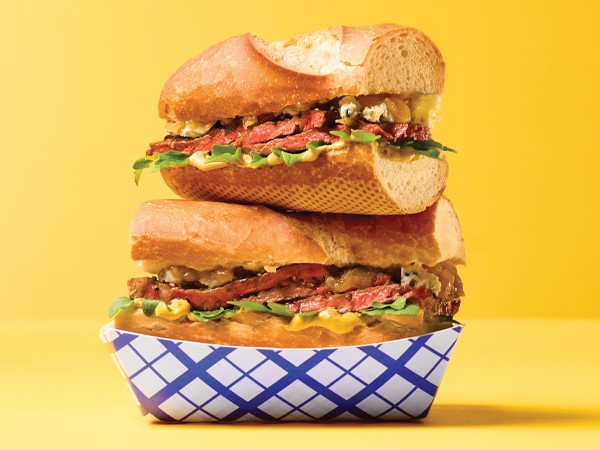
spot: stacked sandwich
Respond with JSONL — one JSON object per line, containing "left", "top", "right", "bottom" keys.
{"left": 109, "top": 24, "right": 465, "bottom": 348}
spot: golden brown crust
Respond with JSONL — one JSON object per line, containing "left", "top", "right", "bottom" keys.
{"left": 114, "top": 310, "right": 451, "bottom": 348}
{"left": 161, "top": 143, "right": 448, "bottom": 215}
{"left": 130, "top": 197, "right": 465, "bottom": 274}
{"left": 159, "top": 24, "right": 445, "bottom": 122}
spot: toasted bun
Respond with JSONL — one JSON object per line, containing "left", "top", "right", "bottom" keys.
{"left": 161, "top": 142, "right": 448, "bottom": 215}
{"left": 159, "top": 24, "right": 445, "bottom": 122}
{"left": 114, "top": 309, "right": 451, "bottom": 348}
{"left": 131, "top": 197, "right": 465, "bottom": 274}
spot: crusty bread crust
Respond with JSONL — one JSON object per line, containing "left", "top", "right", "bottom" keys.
{"left": 159, "top": 24, "right": 445, "bottom": 122}
{"left": 130, "top": 197, "right": 465, "bottom": 274}
{"left": 114, "top": 309, "right": 451, "bottom": 348}
{"left": 161, "top": 142, "right": 448, "bottom": 215}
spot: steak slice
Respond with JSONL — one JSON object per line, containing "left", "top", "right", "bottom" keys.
{"left": 127, "top": 263, "right": 462, "bottom": 319}
{"left": 285, "top": 284, "right": 428, "bottom": 314}
{"left": 245, "top": 129, "right": 336, "bottom": 154}
{"left": 128, "top": 264, "right": 329, "bottom": 310}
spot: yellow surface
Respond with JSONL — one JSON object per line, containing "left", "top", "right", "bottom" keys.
{"left": 1, "top": 318, "right": 598, "bottom": 449}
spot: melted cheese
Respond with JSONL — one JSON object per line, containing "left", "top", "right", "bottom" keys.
{"left": 166, "top": 120, "right": 216, "bottom": 138}
{"left": 411, "top": 94, "right": 441, "bottom": 128}
{"left": 154, "top": 300, "right": 190, "bottom": 320}
{"left": 285, "top": 308, "right": 365, "bottom": 334}
{"left": 189, "top": 152, "right": 229, "bottom": 171}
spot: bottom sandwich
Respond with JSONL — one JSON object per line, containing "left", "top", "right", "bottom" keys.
{"left": 108, "top": 198, "right": 465, "bottom": 348}
{"left": 103, "top": 198, "right": 466, "bottom": 421}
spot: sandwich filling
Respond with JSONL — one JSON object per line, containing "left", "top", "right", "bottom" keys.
{"left": 110, "top": 262, "right": 463, "bottom": 334}
{"left": 133, "top": 94, "right": 455, "bottom": 183}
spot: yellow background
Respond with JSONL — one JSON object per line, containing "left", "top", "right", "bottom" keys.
{"left": 2, "top": 0, "right": 599, "bottom": 320}
{"left": 1, "top": 1, "right": 599, "bottom": 448}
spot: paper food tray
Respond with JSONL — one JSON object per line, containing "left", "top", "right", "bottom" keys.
{"left": 100, "top": 323, "right": 462, "bottom": 422}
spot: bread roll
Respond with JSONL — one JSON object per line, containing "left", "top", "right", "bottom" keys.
{"left": 131, "top": 197, "right": 465, "bottom": 274}
{"left": 161, "top": 142, "right": 448, "bottom": 215}
{"left": 114, "top": 309, "right": 451, "bottom": 349}
{"left": 159, "top": 24, "right": 445, "bottom": 122}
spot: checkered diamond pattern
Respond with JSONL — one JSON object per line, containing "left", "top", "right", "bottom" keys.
{"left": 100, "top": 324, "right": 463, "bottom": 422}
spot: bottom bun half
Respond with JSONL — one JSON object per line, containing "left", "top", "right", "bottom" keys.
{"left": 113, "top": 309, "right": 452, "bottom": 348}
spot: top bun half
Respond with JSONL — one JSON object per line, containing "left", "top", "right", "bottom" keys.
{"left": 131, "top": 197, "right": 464, "bottom": 274}
{"left": 159, "top": 24, "right": 445, "bottom": 123}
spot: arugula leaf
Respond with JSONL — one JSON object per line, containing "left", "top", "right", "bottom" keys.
{"left": 205, "top": 145, "right": 242, "bottom": 163}
{"left": 350, "top": 129, "right": 380, "bottom": 143}
{"left": 389, "top": 139, "right": 457, "bottom": 160}
{"left": 409, "top": 139, "right": 456, "bottom": 153}
{"left": 306, "top": 140, "right": 327, "bottom": 150}
{"left": 133, "top": 156, "right": 157, "bottom": 186}
{"left": 330, "top": 129, "right": 380, "bottom": 144}
{"left": 330, "top": 130, "right": 350, "bottom": 139}
{"left": 108, "top": 296, "right": 134, "bottom": 318}
{"left": 134, "top": 169, "right": 144, "bottom": 186}
{"left": 266, "top": 302, "right": 294, "bottom": 318}
{"left": 150, "top": 151, "right": 190, "bottom": 172}
{"left": 133, "top": 150, "right": 190, "bottom": 184}
{"left": 297, "top": 310, "right": 320, "bottom": 317}
{"left": 141, "top": 299, "right": 160, "bottom": 316}
{"left": 359, "top": 297, "right": 420, "bottom": 316}
{"left": 133, "top": 156, "right": 156, "bottom": 170}
{"left": 271, "top": 147, "right": 304, "bottom": 167}
{"left": 227, "top": 301, "right": 272, "bottom": 314}
{"left": 368, "top": 296, "right": 407, "bottom": 310}
{"left": 227, "top": 300, "right": 294, "bottom": 317}
{"left": 248, "top": 151, "right": 269, "bottom": 168}
{"left": 191, "top": 307, "right": 236, "bottom": 322}
{"left": 360, "top": 304, "right": 420, "bottom": 316}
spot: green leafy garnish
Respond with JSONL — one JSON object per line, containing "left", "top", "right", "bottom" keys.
{"left": 297, "top": 310, "right": 320, "bottom": 317}
{"left": 330, "top": 129, "right": 380, "bottom": 144}
{"left": 108, "top": 296, "right": 134, "bottom": 318}
{"left": 265, "top": 302, "right": 295, "bottom": 318}
{"left": 330, "top": 130, "right": 350, "bottom": 139}
{"left": 205, "top": 145, "right": 242, "bottom": 163}
{"left": 271, "top": 147, "right": 305, "bottom": 167}
{"left": 389, "top": 139, "right": 457, "bottom": 160}
{"left": 141, "top": 299, "right": 160, "bottom": 316}
{"left": 132, "top": 151, "right": 190, "bottom": 184}
{"left": 227, "top": 300, "right": 294, "bottom": 317}
{"left": 248, "top": 151, "right": 269, "bottom": 168}
{"left": 151, "top": 151, "right": 190, "bottom": 172}
{"left": 191, "top": 307, "right": 237, "bottom": 322}
{"left": 133, "top": 156, "right": 157, "bottom": 186}
{"left": 359, "top": 297, "right": 420, "bottom": 316}
{"left": 306, "top": 140, "right": 327, "bottom": 150}
{"left": 349, "top": 129, "right": 380, "bottom": 143}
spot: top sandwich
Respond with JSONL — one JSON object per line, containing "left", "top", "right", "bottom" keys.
{"left": 135, "top": 24, "right": 456, "bottom": 215}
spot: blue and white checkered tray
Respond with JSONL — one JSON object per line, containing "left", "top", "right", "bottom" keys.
{"left": 100, "top": 323, "right": 462, "bottom": 422}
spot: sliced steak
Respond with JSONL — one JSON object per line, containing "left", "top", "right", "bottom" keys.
{"left": 129, "top": 264, "right": 329, "bottom": 310}
{"left": 245, "top": 129, "right": 336, "bottom": 154}
{"left": 286, "top": 284, "right": 427, "bottom": 314}
{"left": 147, "top": 109, "right": 431, "bottom": 157}
{"left": 252, "top": 281, "right": 331, "bottom": 303}
{"left": 300, "top": 109, "right": 328, "bottom": 129}
{"left": 357, "top": 122, "right": 431, "bottom": 142}
{"left": 236, "top": 117, "right": 300, "bottom": 147}
{"left": 127, "top": 263, "right": 462, "bottom": 319}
